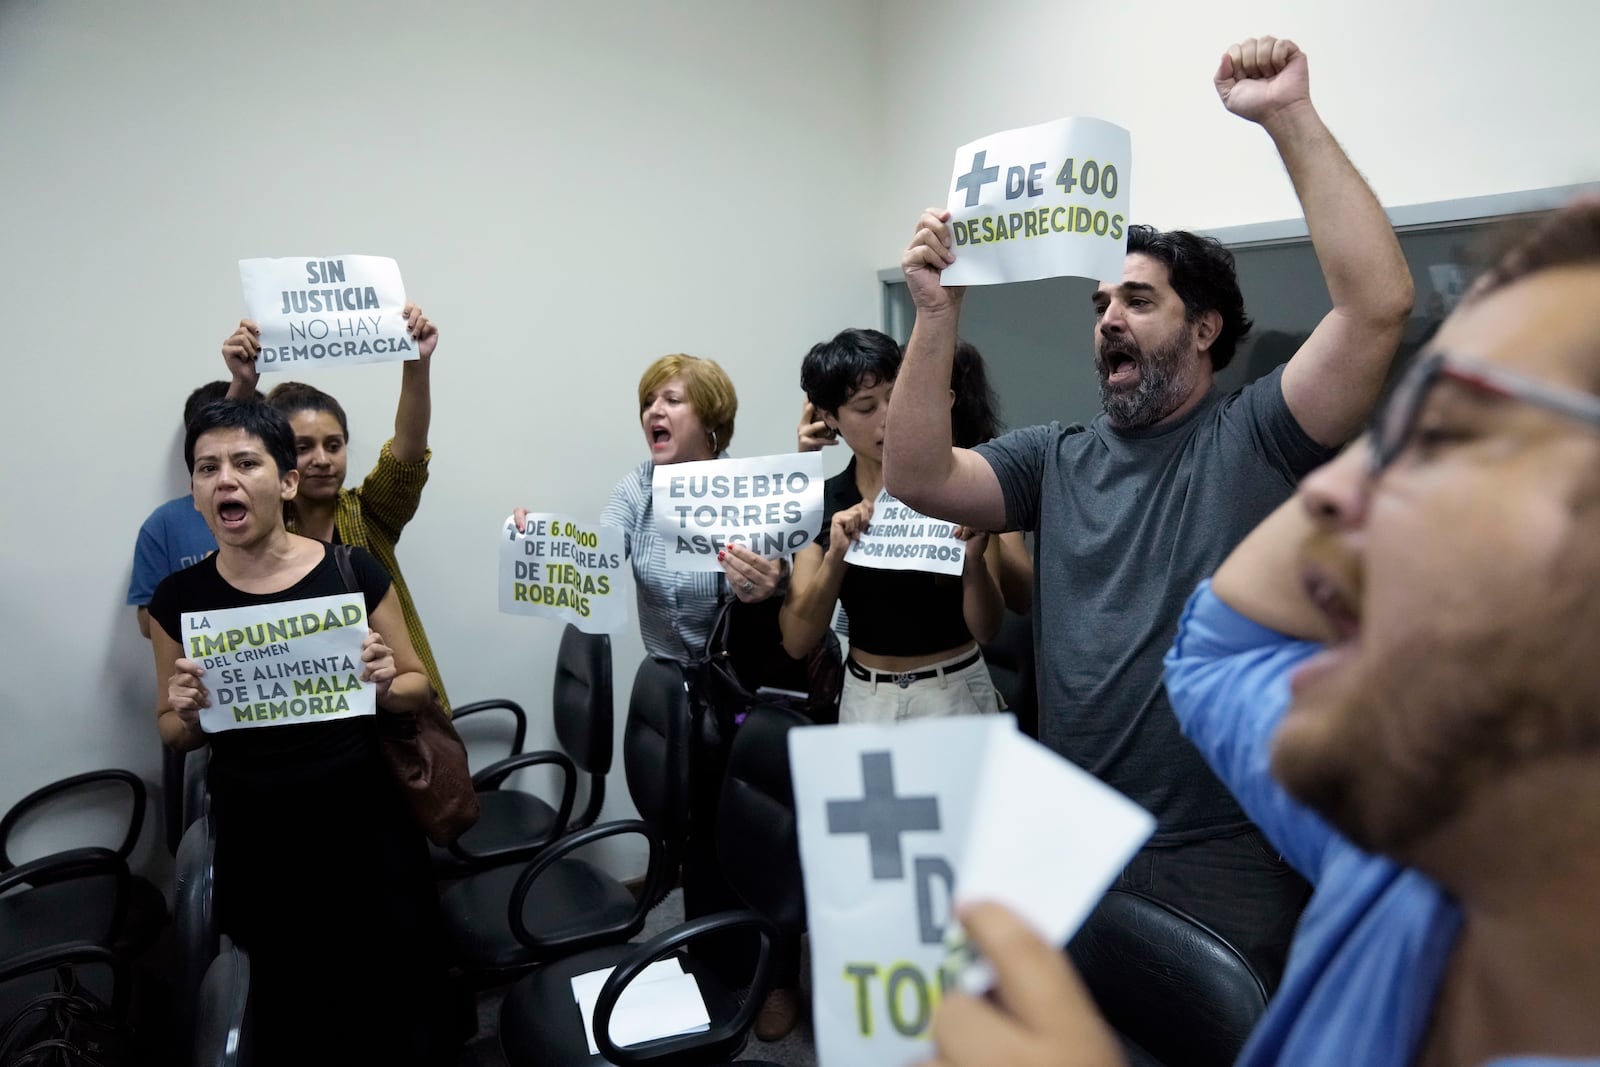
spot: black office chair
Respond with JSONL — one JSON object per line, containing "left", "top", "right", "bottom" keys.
{"left": 1067, "top": 888, "right": 1269, "bottom": 1067}
{"left": 173, "top": 815, "right": 218, "bottom": 1061}
{"left": 981, "top": 609, "right": 1037, "bottom": 738}
{"left": 436, "top": 656, "right": 691, "bottom": 984}
{"left": 434, "top": 626, "right": 614, "bottom": 875}
{"left": 193, "top": 936, "right": 251, "bottom": 1067}
{"left": 0, "top": 769, "right": 165, "bottom": 963}
{"left": 498, "top": 704, "right": 809, "bottom": 1067}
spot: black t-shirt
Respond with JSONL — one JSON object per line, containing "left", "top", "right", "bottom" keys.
{"left": 815, "top": 458, "right": 973, "bottom": 658}
{"left": 147, "top": 544, "right": 392, "bottom": 783}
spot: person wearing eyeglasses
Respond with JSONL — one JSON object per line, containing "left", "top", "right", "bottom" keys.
{"left": 921, "top": 197, "right": 1600, "bottom": 1067}
{"left": 885, "top": 36, "right": 1414, "bottom": 990}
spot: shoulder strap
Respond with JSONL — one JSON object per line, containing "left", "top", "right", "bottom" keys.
{"left": 332, "top": 543, "right": 359, "bottom": 595}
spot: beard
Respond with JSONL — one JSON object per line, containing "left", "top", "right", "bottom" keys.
{"left": 1095, "top": 322, "right": 1200, "bottom": 430}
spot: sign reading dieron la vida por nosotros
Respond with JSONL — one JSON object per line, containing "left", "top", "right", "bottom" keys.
{"left": 238, "top": 255, "right": 416, "bottom": 371}
{"left": 941, "top": 116, "right": 1131, "bottom": 287}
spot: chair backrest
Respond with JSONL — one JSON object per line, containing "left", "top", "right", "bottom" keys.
{"left": 0, "top": 769, "right": 147, "bottom": 869}
{"left": 193, "top": 935, "right": 251, "bottom": 1067}
{"left": 622, "top": 657, "right": 693, "bottom": 869}
{"left": 173, "top": 815, "right": 218, "bottom": 1051}
{"left": 981, "top": 609, "right": 1037, "bottom": 739}
{"left": 715, "top": 705, "right": 809, "bottom": 935}
{"left": 1067, "top": 889, "right": 1268, "bottom": 1067}
{"left": 552, "top": 624, "right": 614, "bottom": 777}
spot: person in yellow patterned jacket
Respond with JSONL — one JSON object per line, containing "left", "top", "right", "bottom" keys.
{"left": 220, "top": 303, "right": 450, "bottom": 710}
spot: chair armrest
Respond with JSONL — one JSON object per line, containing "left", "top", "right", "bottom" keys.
{"left": 450, "top": 698, "right": 528, "bottom": 758}
{"left": 0, "top": 769, "right": 146, "bottom": 869}
{"left": 0, "top": 847, "right": 131, "bottom": 947}
{"left": 0, "top": 941, "right": 131, "bottom": 1020}
{"left": 446, "top": 751, "right": 578, "bottom": 865}
{"left": 506, "top": 820, "right": 664, "bottom": 952}
{"left": 594, "top": 909, "right": 779, "bottom": 1065}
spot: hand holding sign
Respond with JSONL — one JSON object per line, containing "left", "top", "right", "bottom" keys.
{"left": 168, "top": 658, "right": 209, "bottom": 727}
{"left": 720, "top": 544, "right": 784, "bottom": 603}
{"left": 923, "top": 902, "right": 1125, "bottom": 1067}
{"left": 221, "top": 319, "right": 263, "bottom": 395}
{"left": 826, "top": 497, "right": 875, "bottom": 564}
{"left": 400, "top": 302, "right": 439, "bottom": 361}
{"left": 361, "top": 630, "right": 398, "bottom": 704}
{"left": 791, "top": 717, "right": 1153, "bottom": 1067}
{"left": 902, "top": 209, "right": 964, "bottom": 315}
{"left": 1215, "top": 36, "right": 1309, "bottom": 126}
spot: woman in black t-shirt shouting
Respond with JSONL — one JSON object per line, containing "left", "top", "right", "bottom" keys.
{"left": 147, "top": 399, "right": 451, "bottom": 1067}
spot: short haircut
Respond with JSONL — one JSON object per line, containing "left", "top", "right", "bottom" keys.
{"left": 637, "top": 354, "right": 738, "bottom": 453}
{"left": 1126, "top": 225, "right": 1253, "bottom": 372}
{"left": 951, "top": 340, "right": 1002, "bottom": 448}
{"left": 184, "top": 399, "right": 298, "bottom": 478}
{"left": 267, "top": 381, "right": 350, "bottom": 439}
{"left": 183, "top": 381, "right": 235, "bottom": 429}
{"left": 800, "top": 328, "right": 903, "bottom": 414}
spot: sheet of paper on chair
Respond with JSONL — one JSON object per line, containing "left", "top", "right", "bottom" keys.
{"left": 570, "top": 958, "right": 711, "bottom": 1056}
{"left": 952, "top": 727, "right": 1156, "bottom": 992}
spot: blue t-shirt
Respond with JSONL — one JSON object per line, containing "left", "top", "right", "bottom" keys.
{"left": 1164, "top": 582, "right": 1599, "bottom": 1067}
{"left": 126, "top": 495, "right": 216, "bottom": 606}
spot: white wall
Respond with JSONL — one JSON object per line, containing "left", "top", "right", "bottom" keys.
{"left": 873, "top": 0, "right": 1600, "bottom": 259}
{"left": 0, "top": 0, "right": 880, "bottom": 879}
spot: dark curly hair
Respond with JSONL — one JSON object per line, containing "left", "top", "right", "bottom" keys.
{"left": 1126, "top": 225, "right": 1253, "bottom": 372}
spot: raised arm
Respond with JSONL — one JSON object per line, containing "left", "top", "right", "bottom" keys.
{"left": 390, "top": 303, "right": 438, "bottom": 464}
{"left": 883, "top": 210, "right": 1009, "bottom": 531}
{"left": 1217, "top": 37, "right": 1414, "bottom": 446}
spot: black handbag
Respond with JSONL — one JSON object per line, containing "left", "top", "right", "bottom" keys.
{"left": 332, "top": 545, "right": 480, "bottom": 846}
{"left": 0, "top": 965, "right": 131, "bottom": 1067}
{"left": 695, "top": 594, "right": 842, "bottom": 735}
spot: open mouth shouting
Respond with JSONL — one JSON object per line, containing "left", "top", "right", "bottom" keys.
{"left": 1098, "top": 340, "right": 1143, "bottom": 389}
{"left": 215, "top": 497, "right": 250, "bottom": 532}
{"left": 1289, "top": 562, "right": 1364, "bottom": 697}
{"left": 649, "top": 421, "right": 672, "bottom": 452}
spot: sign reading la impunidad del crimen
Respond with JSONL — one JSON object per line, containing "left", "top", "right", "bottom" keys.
{"left": 182, "top": 592, "right": 373, "bottom": 733}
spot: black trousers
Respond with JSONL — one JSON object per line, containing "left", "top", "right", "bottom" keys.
{"left": 1115, "top": 827, "right": 1311, "bottom": 993}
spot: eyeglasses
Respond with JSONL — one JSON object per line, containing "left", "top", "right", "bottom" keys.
{"left": 1368, "top": 351, "right": 1600, "bottom": 475}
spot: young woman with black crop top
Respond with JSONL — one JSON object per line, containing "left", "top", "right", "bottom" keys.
{"left": 781, "top": 329, "right": 1022, "bottom": 723}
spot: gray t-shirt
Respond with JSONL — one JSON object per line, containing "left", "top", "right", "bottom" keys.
{"left": 975, "top": 365, "right": 1332, "bottom": 843}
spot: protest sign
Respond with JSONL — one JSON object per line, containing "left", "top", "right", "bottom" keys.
{"left": 941, "top": 116, "right": 1131, "bottom": 287}
{"left": 238, "top": 255, "right": 414, "bottom": 371}
{"left": 652, "top": 452, "right": 824, "bottom": 572}
{"left": 790, "top": 716, "right": 1154, "bottom": 1067}
{"left": 844, "top": 490, "right": 965, "bottom": 577}
{"left": 181, "top": 592, "right": 373, "bottom": 733}
{"left": 498, "top": 513, "right": 629, "bottom": 634}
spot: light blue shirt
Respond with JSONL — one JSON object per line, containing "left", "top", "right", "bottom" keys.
{"left": 126, "top": 494, "right": 216, "bottom": 606}
{"left": 1164, "top": 581, "right": 1598, "bottom": 1067}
